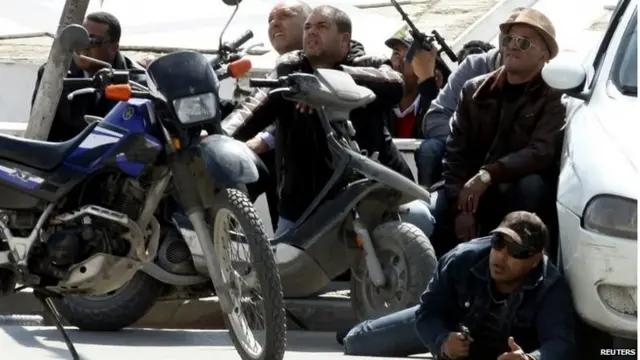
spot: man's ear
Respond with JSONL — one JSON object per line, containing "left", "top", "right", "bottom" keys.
{"left": 109, "top": 42, "right": 120, "bottom": 54}
{"left": 341, "top": 33, "right": 351, "bottom": 50}
{"left": 531, "top": 253, "right": 543, "bottom": 269}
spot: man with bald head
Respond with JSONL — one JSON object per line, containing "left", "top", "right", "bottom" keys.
{"left": 220, "top": 1, "right": 311, "bottom": 229}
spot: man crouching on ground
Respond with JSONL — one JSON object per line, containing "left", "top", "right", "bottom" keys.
{"left": 342, "top": 211, "right": 575, "bottom": 359}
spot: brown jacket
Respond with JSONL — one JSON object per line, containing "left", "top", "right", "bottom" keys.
{"left": 442, "top": 66, "right": 566, "bottom": 205}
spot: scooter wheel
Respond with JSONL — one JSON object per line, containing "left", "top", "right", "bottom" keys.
{"left": 350, "top": 221, "right": 437, "bottom": 321}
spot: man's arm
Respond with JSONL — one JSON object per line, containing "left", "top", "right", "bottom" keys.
{"left": 416, "top": 77, "right": 440, "bottom": 115}
{"left": 415, "top": 249, "right": 459, "bottom": 356}
{"left": 423, "top": 53, "right": 488, "bottom": 142}
{"left": 258, "top": 125, "right": 277, "bottom": 149}
{"left": 482, "top": 94, "right": 566, "bottom": 183}
{"left": 339, "top": 63, "right": 404, "bottom": 107}
{"left": 526, "top": 277, "right": 576, "bottom": 360}
{"left": 442, "top": 82, "right": 474, "bottom": 206}
{"left": 221, "top": 87, "right": 278, "bottom": 142}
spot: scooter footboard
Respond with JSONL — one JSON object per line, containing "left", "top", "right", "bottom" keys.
{"left": 275, "top": 243, "right": 334, "bottom": 298}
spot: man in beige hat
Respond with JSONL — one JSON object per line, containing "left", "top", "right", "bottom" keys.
{"left": 433, "top": 8, "right": 566, "bottom": 245}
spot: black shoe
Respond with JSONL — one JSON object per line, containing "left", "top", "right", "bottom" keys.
{"left": 336, "top": 327, "right": 351, "bottom": 346}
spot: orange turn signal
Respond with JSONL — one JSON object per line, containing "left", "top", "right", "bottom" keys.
{"left": 228, "top": 58, "right": 252, "bottom": 79}
{"left": 104, "top": 84, "right": 132, "bottom": 101}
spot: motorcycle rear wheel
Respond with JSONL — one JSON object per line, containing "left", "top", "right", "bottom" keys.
{"left": 211, "top": 188, "right": 286, "bottom": 360}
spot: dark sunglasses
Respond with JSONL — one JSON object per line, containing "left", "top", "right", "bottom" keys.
{"left": 88, "top": 36, "right": 108, "bottom": 47}
{"left": 491, "top": 234, "right": 536, "bottom": 260}
{"left": 501, "top": 34, "right": 537, "bottom": 51}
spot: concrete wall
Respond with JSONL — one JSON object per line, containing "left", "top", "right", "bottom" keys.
{"left": 0, "top": 62, "right": 38, "bottom": 129}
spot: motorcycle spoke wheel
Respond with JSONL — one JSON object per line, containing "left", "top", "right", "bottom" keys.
{"left": 212, "top": 189, "right": 286, "bottom": 360}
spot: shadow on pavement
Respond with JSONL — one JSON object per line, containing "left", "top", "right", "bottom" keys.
{"left": 1, "top": 326, "right": 345, "bottom": 353}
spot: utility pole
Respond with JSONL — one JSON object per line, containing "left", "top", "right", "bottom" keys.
{"left": 25, "top": 0, "right": 91, "bottom": 140}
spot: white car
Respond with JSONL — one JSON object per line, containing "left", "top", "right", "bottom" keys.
{"left": 541, "top": 0, "right": 638, "bottom": 343}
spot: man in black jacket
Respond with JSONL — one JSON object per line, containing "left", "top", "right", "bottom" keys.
{"left": 31, "top": 11, "right": 145, "bottom": 142}
{"left": 225, "top": 5, "right": 434, "bottom": 237}
{"left": 342, "top": 212, "right": 575, "bottom": 359}
{"left": 228, "top": 0, "right": 312, "bottom": 230}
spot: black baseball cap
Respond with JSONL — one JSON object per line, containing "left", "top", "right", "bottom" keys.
{"left": 490, "top": 211, "right": 548, "bottom": 252}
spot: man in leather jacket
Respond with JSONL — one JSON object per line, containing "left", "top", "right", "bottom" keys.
{"left": 226, "top": 0, "right": 312, "bottom": 230}
{"left": 31, "top": 11, "right": 146, "bottom": 142}
{"left": 224, "top": 5, "right": 434, "bottom": 237}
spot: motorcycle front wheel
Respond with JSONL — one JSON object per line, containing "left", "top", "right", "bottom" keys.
{"left": 211, "top": 188, "right": 286, "bottom": 360}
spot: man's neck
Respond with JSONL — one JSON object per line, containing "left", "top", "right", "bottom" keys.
{"left": 494, "top": 279, "right": 522, "bottom": 294}
{"left": 505, "top": 67, "right": 541, "bottom": 84}
{"left": 308, "top": 57, "right": 338, "bottom": 70}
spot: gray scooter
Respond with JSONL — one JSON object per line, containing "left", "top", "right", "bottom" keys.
{"left": 247, "top": 69, "right": 438, "bottom": 320}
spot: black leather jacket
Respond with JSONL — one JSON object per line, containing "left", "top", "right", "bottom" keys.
{"left": 222, "top": 41, "right": 413, "bottom": 221}
{"left": 32, "top": 52, "right": 147, "bottom": 142}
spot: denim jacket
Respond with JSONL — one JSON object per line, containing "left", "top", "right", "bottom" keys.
{"left": 415, "top": 238, "right": 575, "bottom": 360}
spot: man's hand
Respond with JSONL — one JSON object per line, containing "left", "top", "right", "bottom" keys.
{"left": 442, "top": 332, "right": 473, "bottom": 359}
{"left": 410, "top": 47, "right": 437, "bottom": 83}
{"left": 140, "top": 56, "right": 155, "bottom": 68}
{"left": 497, "top": 337, "right": 531, "bottom": 360}
{"left": 458, "top": 173, "right": 489, "bottom": 213}
{"left": 454, "top": 212, "right": 476, "bottom": 241}
{"left": 246, "top": 135, "right": 269, "bottom": 154}
{"left": 296, "top": 102, "right": 314, "bottom": 114}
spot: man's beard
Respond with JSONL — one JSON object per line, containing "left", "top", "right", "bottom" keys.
{"left": 306, "top": 50, "right": 335, "bottom": 68}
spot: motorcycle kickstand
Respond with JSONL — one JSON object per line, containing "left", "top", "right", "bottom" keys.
{"left": 34, "top": 291, "right": 80, "bottom": 360}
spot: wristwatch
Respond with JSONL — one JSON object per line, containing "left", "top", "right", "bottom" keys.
{"left": 478, "top": 169, "right": 491, "bottom": 185}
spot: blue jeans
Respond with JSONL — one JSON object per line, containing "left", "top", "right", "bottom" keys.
{"left": 415, "top": 139, "right": 446, "bottom": 187}
{"left": 343, "top": 305, "right": 428, "bottom": 357}
{"left": 275, "top": 217, "right": 296, "bottom": 238}
{"left": 275, "top": 200, "right": 435, "bottom": 238}
{"left": 399, "top": 199, "right": 435, "bottom": 237}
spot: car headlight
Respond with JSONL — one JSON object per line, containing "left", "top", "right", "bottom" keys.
{"left": 172, "top": 93, "right": 217, "bottom": 124}
{"left": 583, "top": 195, "right": 638, "bottom": 240}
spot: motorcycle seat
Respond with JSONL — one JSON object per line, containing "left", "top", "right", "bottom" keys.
{"left": 0, "top": 121, "right": 98, "bottom": 171}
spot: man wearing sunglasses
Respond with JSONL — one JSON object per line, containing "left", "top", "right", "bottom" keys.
{"left": 31, "top": 11, "right": 146, "bottom": 142}
{"left": 435, "top": 8, "right": 566, "bottom": 249}
{"left": 342, "top": 211, "right": 575, "bottom": 359}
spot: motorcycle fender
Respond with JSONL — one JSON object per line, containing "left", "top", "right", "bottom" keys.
{"left": 198, "top": 134, "right": 260, "bottom": 186}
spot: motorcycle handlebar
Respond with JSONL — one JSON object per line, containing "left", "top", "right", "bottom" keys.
{"left": 67, "top": 87, "right": 96, "bottom": 101}
{"left": 249, "top": 78, "right": 281, "bottom": 88}
{"left": 63, "top": 78, "right": 94, "bottom": 90}
{"left": 226, "top": 30, "right": 254, "bottom": 51}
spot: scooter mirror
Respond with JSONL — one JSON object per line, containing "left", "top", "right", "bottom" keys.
{"left": 221, "top": 0, "right": 241, "bottom": 5}
{"left": 59, "top": 24, "right": 90, "bottom": 53}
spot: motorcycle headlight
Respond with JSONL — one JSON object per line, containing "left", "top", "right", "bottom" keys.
{"left": 172, "top": 92, "right": 217, "bottom": 124}
{"left": 582, "top": 195, "right": 638, "bottom": 240}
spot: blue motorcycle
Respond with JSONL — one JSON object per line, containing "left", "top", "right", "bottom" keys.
{"left": 0, "top": 2, "right": 285, "bottom": 359}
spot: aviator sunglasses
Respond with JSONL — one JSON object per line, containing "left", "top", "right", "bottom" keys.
{"left": 500, "top": 34, "right": 538, "bottom": 51}
{"left": 490, "top": 234, "right": 537, "bottom": 260}
{"left": 88, "top": 36, "right": 108, "bottom": 47}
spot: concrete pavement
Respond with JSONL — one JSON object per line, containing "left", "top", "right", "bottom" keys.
{"left": 0, "top": 327, "right": 433, "bottom": 359}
